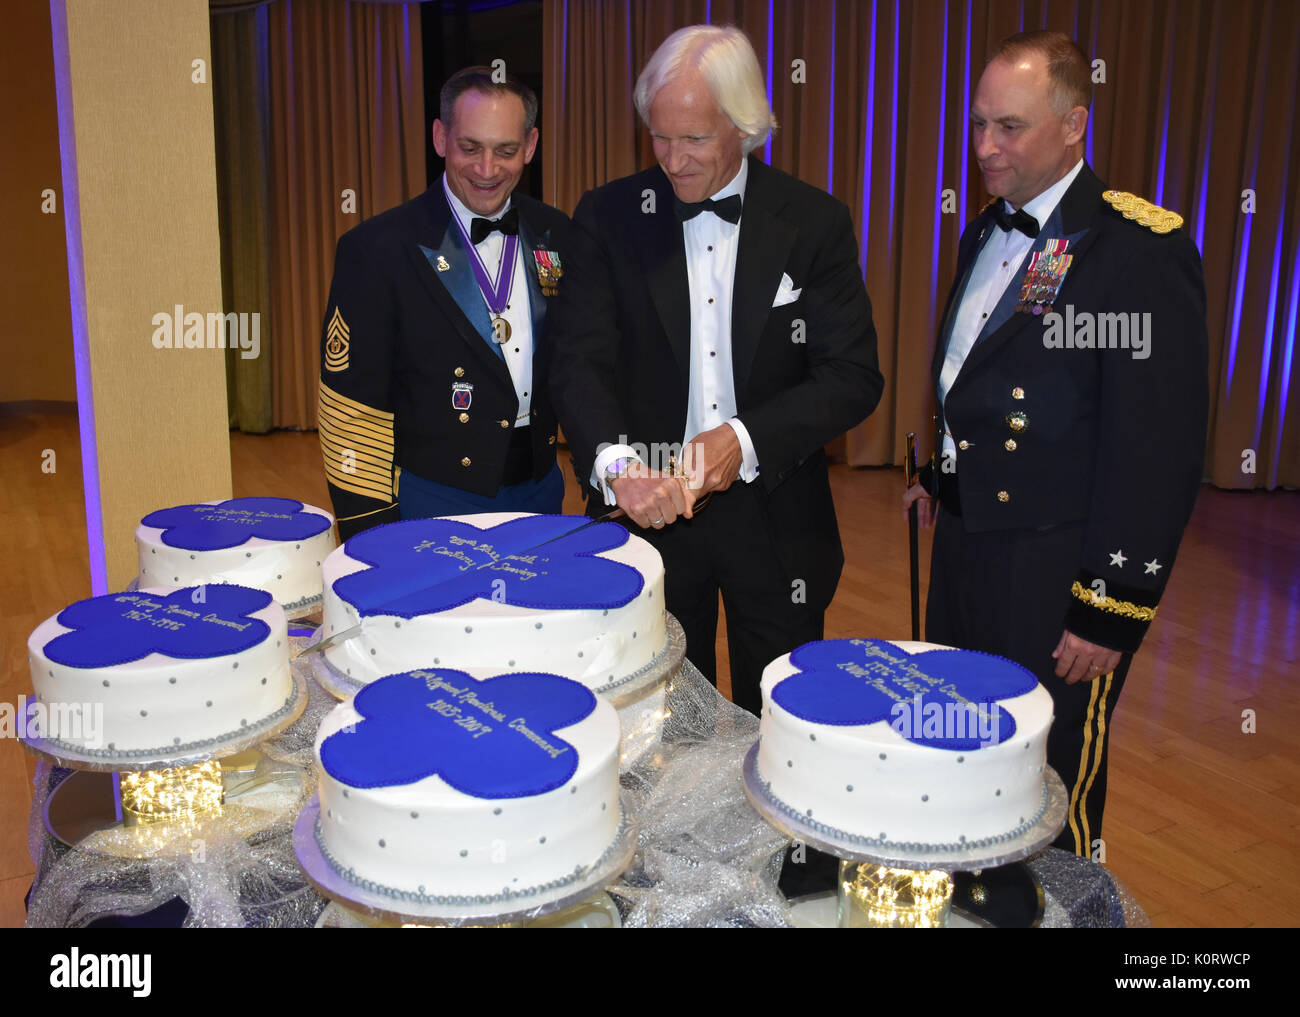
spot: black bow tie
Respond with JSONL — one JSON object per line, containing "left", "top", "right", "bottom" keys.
{"left": 469, "top": 207, "right": 519, "bottom": 245}
{"left": 992, "top": 203, "right": 1040, "bottom": 238}
{"left": 674, "top": 194, "right": 743, "bottom": 225}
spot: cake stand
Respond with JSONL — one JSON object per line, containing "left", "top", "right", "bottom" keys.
{"left": 292, "top": 794, "right": 638, "bottom": 927}
{"left": 38, "top": 751, "right": 311, "bottom": 860}
{"left": 313, "top": 891, "right": 623, "bottom": 928}
{"left": 742, "top": 742, "right": 1067, "bottom": 927}
{"left": 21, "top": 668, "right": 310, "bottom": 860}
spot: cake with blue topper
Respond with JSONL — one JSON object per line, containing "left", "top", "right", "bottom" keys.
{"left": 137, "top": 497, "right": 335, "bottom": 613}
{"left": 26, "top": 584, "right": 292, "bottom": 756}
{"left": 319, "top": 512, "right": 666, "bottom": 693}
{"left": 756, "top": 638, "right": 1054, "bottom": 849}
{"left": 313, "top": 667, "right": 623, "bottom": 903}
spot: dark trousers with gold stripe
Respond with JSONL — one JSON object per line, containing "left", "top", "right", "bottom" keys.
{"left": 925, "top": 507, "right": 1129, "bottom": 857}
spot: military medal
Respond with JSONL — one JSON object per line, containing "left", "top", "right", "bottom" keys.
{"left": 454, "top": 211, "right": 519, "bottom": 345}
{"left": 1018, "top": 240, "right": 1072, "bottom": 315}
{"left": 533, "top": 249, "right": 563, "bottom": 297}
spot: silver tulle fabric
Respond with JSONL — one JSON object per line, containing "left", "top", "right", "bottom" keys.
{"left": 25, "top": 656, "right": 1145, "bottom": 928}
{"left": 25, "top": 671, "right": 337, "bottom": 928}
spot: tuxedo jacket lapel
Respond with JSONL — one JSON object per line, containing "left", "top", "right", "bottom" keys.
{"left": 933, "top": 217, "right": 995, "bottom": 391}
{"left": 639, "top": 172, "right": 691, "bottom": 388}
{"left": 947, "top": 165, "right": 1107, "bottom": 388}
{"left": 516, "top": 212, "right": 551, "bottom": 348}
{"left": 636, "top": 159, "right": 798, "bottom": 400}
{"left": 400, "top": 188, "right": 511, "bottom": 385}
{"left": 430, "top": 223, "right": 505, "bottom": 363}
{"left": 977, "top": 207, "right": 1077, "bottom": 344}
{"left": 732, "top": 157, "right": 797, "bottom": 397}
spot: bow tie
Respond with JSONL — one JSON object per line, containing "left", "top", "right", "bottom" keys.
{"left": 469, "top": 207, "right": 519, "bottom": 245}
{"left": 674, "top": 194, "right": 743, "bottom": 225}
{"left": 992, "top": 203, "right": 1040, "bottom": 238}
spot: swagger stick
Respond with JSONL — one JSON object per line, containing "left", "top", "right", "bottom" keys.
{"left": 905, "top": 432, "right": 920, "bottom": 641}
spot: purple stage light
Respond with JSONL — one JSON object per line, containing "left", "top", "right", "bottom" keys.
{"left": 50, "top": 0, "right": 107, "bottom": 596}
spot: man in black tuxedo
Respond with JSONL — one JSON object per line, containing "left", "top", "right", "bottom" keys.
{"left": 552, "top": 25, "right": 883, "bottom": 715}
{"left": 318, "top": 67, "right": 569, "bottom": 540}
{"left": 904, "top": 31, "right": 1209, "bottom": 855}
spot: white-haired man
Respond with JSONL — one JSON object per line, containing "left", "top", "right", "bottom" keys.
{"left": 552, "top": 25, "right": 882, "bottom": 714}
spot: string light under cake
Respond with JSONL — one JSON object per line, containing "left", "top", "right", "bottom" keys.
{"left": 120, "top": 761, "right": 224, "bottom": 825}
{"left": 838, "top": 862, "right": 954, "bottom": 928}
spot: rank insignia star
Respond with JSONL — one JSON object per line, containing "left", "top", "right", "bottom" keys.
{"left": 1144, "top": 558, "right": 1163, "bottom": 575}
{"left": 1109, "top": 550, "right": 1127, "bottom": 568}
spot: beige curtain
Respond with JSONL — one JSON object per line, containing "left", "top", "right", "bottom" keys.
{"left": 212, "top": 4, "right": 274, "bottom": 432}
{"left": 266, "top": 0, "right": 427, "bottom": 430}
{"left": 542, "top": 0, "right": 1300, "bottom": 489}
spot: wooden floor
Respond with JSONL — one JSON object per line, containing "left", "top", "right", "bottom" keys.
{"left": 2, "top": 405, "right": 1298, "bottom": 927}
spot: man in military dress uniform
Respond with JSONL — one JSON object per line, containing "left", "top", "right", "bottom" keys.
{"left": 903, "top": 32, "right": 1209, "bottom": 855}
{"left": 318, "top": 67, "right": 569, "bottom": 540}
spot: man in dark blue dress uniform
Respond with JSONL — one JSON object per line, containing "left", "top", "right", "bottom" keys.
{"left": 904, "top": 31, "right": 1209, "bottom": 856}
{"left": 318, "top": 67, "right": 570, "bottom": 540}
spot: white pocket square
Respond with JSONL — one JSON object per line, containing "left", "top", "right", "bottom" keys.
{"left": 772, "top": 273, "right": 802, "bottom": 308}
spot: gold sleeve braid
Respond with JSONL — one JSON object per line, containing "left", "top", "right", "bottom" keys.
{"left": 1070, "top": 581, "right": 1158, "bottom": 622}
{"left": 318, "top": 381, "right": 395, "bottom": 501}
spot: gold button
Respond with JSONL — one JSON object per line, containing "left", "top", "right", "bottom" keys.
{"left": 1007, "top": 412, "right": 1029, "bottom": 432}
{"left": 459, "top": 412, "right": 469, "bottom": 423}
{"left": 548, "top": 435, "right": 556, "bottom": 445}
{"left": 1012, "top": 387, "right": 1025, "bottom": 399}
{"left": 461, "top": 457, "right": 471, "bottom": 467}
{"left": 997, "top": 490, "right": 1010, "bottom": 503}
{"left": 454, "top": 367, "right": 465, "bottom": 378}
{"left": 500, "top": 419, "right": 510, "bottom": 428}
{"left": 958, "top": 440, "right": 970, "bottom": 450}
{"left": 1005, "top": 439, "right": 1017, "bottom": 451}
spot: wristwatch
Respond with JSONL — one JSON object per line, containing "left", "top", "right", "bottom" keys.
{"left": 603, "top": 457, "right": 633, "bottom": 485}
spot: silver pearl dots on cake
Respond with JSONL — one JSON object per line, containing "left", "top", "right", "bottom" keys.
{"left": 309, "top": 810, "right": 631, "bottom": 910}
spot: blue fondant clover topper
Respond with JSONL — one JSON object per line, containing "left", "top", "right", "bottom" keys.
{"left": 320, "top": 669, "right": 597, "bottom": 798}
{"left": 45, "top": 586, "right": 273, "bottom": 668}
{"left": 771, "top": 639, "right": 1039, "bottom": 750}
{"left": 142, "top": 497, "right": 330, "bottom": 551}
{"left": 334, "top": 514, "right": 643, "bottom": 617}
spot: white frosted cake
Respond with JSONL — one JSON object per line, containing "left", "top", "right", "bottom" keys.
{"left": 26, "top": 585, "right": 293, "bottom": 757}
{"left": 756, "top": 638, "right": 1054, "bottom": 849}
{"left": 137, "top": 497, "right": 335, "bottom": 613}
{"left": 319, "top": 512, "right": 666, "bottom": 693}
{"left": 314, "top": 667, "right": 624, "bottom": 904}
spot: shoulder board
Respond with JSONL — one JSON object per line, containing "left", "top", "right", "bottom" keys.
{"left": 978, "top": 197, "right": 998, "bottom": 216}
{"left": 1102, "top": 190, "right": 1184, "bottom": 235}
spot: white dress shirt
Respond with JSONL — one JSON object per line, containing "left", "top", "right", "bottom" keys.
{"left": 443, "top": 175, "right": 534, "bottom": 427}
{"left": 592, "top": 160, "right": 760, "bottom": 503}
{"left": 937, "top": 159, "right": 1083, "bottom": 460}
